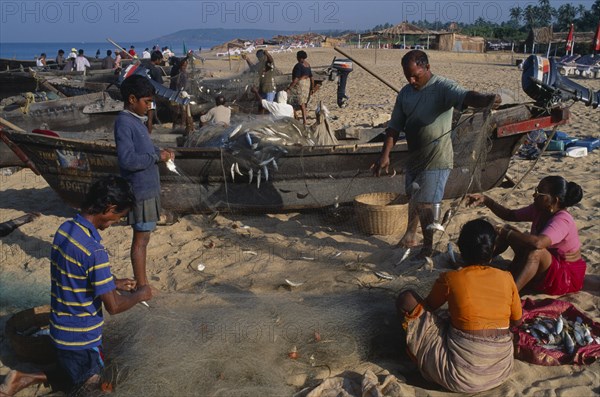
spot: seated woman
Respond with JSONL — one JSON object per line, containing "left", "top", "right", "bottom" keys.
{"left": 466, "top": 176, "right": 585, "bottom": 295}
{"left": 396, "top": 219, "right": 522, "bottom": 393}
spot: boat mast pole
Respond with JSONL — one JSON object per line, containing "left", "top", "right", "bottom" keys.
{"left": 333, "top": 47, "right": 400, "bottom": 93}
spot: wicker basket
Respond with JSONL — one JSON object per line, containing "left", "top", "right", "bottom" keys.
{"left": 354, "top": 192, "right": 408, "bottom": 236}
{"left": 5, "top": 305, "right": 55, "bottom": 364}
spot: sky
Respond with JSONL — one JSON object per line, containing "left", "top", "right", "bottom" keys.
{"left": 0, "top": 0, "right": 593, "bottom": 42}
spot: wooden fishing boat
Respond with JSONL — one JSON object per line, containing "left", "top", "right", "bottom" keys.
{"left": 0, "top": 104, "right": 569, "bottom": 213}
{"left": 1, "top": 91, "right": 121, "bottom": 133}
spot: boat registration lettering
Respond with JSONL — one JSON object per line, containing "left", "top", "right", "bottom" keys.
{"left": 37, "top": 150, "right": 57, "bottom": 161}
{"left": 58, "top": 179, "right": 88, "bottom": 194}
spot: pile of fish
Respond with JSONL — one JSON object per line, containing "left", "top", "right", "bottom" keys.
{"left": 184, "top": 116, "right": 314, "bottom": 188}
{"left": 520, "top": 315, "right": 600, "bottom": 354}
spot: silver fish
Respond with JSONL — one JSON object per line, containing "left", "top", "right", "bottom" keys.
{"left": 230, "top": 163, "right": 236, "bottom": 182}
{"left": 272, "top": 159, "right": 279, "bottom": 171}
{"left": 540, "top": 344, "right": 562, "bottom": 350}
{"left": 555, "top": 315, "right": 564, "bottom": 335}
{"left": 259, "top": 157, "right": 275, "bottom": 166}
{"left": 245, "top": 132, "right": 253, "bottom": 147}
{"left": 228, "top": 124, "right": 242, "bottom": 138}
{"left": 582, "top": 324, "right": 593, "bottom": 345}
{"left": 234, "top": 162, "right": 243, "bottom": 176}
{"left": 395, "top": 248, "right": 411, "bottom": 266}
{"left": 262, "top": 165, "right": 269, "bottom": 181}
{"left": 530, "top": 328, "right": 542, "bottom": 342}
{"left": 248, "top": 169, "right": 253, "bottom": 185}
{"left": 447, "top": 243, "right": 456, "bottom": 264}
{"left": 257, "top": 169, "right": 261, "bottom": 189}
{"left": 573, "top": 323, "right": 586, "bottom": 346}
{"left": 532, "top": 322, "right": 551, "bottom": 335}
{"left": 564, "top": 331, "right": 575, "bottom": 354}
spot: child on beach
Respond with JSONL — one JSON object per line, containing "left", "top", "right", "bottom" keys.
{"left": 114, "top": 74, "right": 174, "bottom": 287}
{"left": 0, "top": 175, "right": 152, "bottom": 396}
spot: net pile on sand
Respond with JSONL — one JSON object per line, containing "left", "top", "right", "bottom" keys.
{"left": 101, "top": 290, "right": 402, "bottom": 396}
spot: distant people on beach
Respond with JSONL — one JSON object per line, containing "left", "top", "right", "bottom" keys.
{"left": 162, "top": 46, "right": 174, "bottom": 63}
{"left": 200, "top": 95, "right": 231, "bottom": 127}
{"left": 63, "top": 53, "right": 76, "bottom": 72}
{"left": 371, "top": 49, "right": 500, "bottom": 258}
{"left": 287, "top": 50, "right": 314, "bottom": 125}
{"left": 169, "top": 57, "right": 193, "bottom": 132}
{"left": 129, "top": 45, "right": 137, "bottom": 57}
{"left": 68, "top": 47, "right": 77, "bottom": 59}
{"left": 0, "top": 175, "right": 152, "bottom": 397}
{"left": 55, "top": 49, "right": 65, "bottom": 67}
{"left": 101, "top": 50, "right": 115, "bottom": 69}
{"left": 75, "top": 49, "right": 90, "bottom": 72}
{"left": 142, "top": 48, "right": 151, "bottom": 59}
{"left": 146, "top": 51, "right": 165, "bottom": 134}
{"left": 95, "top": 49, "right": 100, "bottom": 59}
{"left": 36, "top": 53, "right": 47, "bottom": 67}
{"left": 396, "top": 218, "right": 522, "bottom": 393}
{"left": 115, "top": 75, "right": 175, "bottom": 288}
{"left": 466, "top": 176, "right": 586, "bottom": 295}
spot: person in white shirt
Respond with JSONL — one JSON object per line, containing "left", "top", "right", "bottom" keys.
{"left": 36, "top": 53, "right": 47, "bottom": 67}
{"left": 200, "top": 96, "right": 231, "bottom": 127}
{"left": 142, "top": 48, "right": 151, "bottom": 59}
{"left": 75, "top": 49, "right": 91, "bottom": 72}
{"left": 68, "top": 47, "right": 77, "bottom": 59}
{"left": 253, "top": 88, "right": 294, "bottom": 118}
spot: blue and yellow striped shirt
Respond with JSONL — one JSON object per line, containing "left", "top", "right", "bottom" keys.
{"left": 49, "top": 214, "right": 116, "bottom": 350}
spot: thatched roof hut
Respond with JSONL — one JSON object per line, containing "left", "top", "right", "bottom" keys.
{"left": 378, "top": 22, "right": 431, "bottom": 36}
{"left": 435, "top": 33, "right": 485, "bottom": 52}
{"left": 525, "top": 26, "right": 554, "bottom": 48}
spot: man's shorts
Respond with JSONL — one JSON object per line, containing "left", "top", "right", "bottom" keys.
{"left": 128, "top": 196, "right": 160, "bottom": 232}
{"left": 55, "top": 346, "right": 104, "bottom": 387}
{"left": 405, "top": 168, "right": 450, "bottom": 204}
{"left": 261, "top": 91, "right": 276, "bottom": 102}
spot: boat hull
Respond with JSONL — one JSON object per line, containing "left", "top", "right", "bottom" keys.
{"left": 2, "top": 104, "right": 553, "bottom": 213}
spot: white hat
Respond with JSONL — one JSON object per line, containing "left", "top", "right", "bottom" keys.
{"left": 276, "top": 91, "right": 288, "bottom": 104}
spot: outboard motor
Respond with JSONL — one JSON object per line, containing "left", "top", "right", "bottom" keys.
{"left": 118, "top": 63, "right": 191, "bottom": 106}
{"left": 522, "top": 55, "right": 600, "bottom": 108}
{"left": 327, "top": 57, "right": 353, "bottom": 108}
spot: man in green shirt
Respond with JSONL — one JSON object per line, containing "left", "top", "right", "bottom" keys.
{"left": 372, "top": 50, "right": 500, "bottom": 257}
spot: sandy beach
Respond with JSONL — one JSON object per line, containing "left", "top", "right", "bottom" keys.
{"left": 1, "top": 47, "right": 599, "bottom": 396}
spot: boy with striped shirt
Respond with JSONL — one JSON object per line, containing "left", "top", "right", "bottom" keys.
{"left": 0, "top": 176, "right": 152, "bottom": 396}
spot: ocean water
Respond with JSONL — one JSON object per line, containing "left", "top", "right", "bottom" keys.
{"left": 0, "top": 41, "right": 219, "bottom": 60}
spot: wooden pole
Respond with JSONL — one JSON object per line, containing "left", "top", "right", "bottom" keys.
{"left": 333, "top": 47, "right": 401, "bottom": 93}
{"left": 106, "top": 38, "right": 134, "bottom": 59}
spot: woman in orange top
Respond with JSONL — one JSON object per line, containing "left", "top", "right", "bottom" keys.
{"left": 396, "top": 219, "right": 522, "bottom": 393}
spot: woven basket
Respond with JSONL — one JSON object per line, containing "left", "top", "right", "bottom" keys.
{"left": 6, "top": 305, "right": 55, "bottom": 364}
{"left": 354, "top": 192, "right": 408, "bottom": 236}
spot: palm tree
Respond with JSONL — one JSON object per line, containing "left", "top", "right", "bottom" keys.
{"left": 537, "top": 0, "right": 554, "bottom": 26}
{"left": 556, "top": 4, "right": 577, "bottom": 30}
{"left": 523, "top": 5, "right": 539, "bottom": 29}
{"left": 509, "top": 6, "right": 522, "bottom": 25}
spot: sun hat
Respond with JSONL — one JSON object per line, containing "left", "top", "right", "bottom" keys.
{"left": 71, "top": 48, "right": 77, "bottom": 52}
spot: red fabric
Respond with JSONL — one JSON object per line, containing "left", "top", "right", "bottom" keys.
{"left": 513, "top": 298, "right": 600, "bottom": 365}
{"left": 32, "top": 129, "right": 60, "bottom": 137}
{"left": 536, "top": 256, "right": 586, "bottom": 295}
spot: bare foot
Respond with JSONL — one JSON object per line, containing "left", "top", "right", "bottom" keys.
{"left": 0, "top": 370, "right": 46, "bottom": 396}
{"left": 396, "top": 233, "right": 419, "bottom": 248}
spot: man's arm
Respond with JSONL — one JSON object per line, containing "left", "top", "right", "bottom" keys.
{"left": 101, "top": 285, "right": 152, "bottom": 315}
{"left": 463, "top": 91, "right": 501, "bottom": 109}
